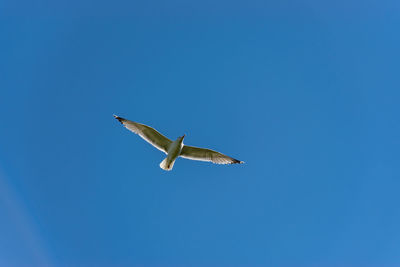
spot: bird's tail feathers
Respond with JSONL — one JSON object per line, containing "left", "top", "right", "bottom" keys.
{"left": 160, "top": 158, "right": 174, "bottom": 171}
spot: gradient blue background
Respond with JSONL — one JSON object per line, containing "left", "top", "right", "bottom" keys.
{"left": 1, "top": 0, "right": 400, "bottom": 266}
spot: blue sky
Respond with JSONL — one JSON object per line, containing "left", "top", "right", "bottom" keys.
{"left": 1, "top": 0, "right": 400, "bottom": 266}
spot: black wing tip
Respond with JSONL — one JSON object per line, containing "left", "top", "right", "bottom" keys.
{"left": 232, "top": 159, "right": 244, "bottom": 164}
{"left": 113, "top": 114, "right": 125, "bottom": 124}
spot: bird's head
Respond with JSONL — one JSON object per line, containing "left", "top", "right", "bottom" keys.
{"left": 179, "top": 134, "right": 186, "bottom": 141}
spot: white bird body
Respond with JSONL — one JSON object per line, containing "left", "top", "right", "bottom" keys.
{"left": 160, "top": 136, "right": 185, "bottom": 171}
{"left": 114, "top": 115, "right": 243, "bottom": 171}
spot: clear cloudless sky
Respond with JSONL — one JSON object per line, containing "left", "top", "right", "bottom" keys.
{"left": 1, "top": 0, "right": 400, "bottom": 266}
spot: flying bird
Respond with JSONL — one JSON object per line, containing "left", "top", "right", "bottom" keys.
{"left": 113, "top": 115, "right": 244, "bottom": 171}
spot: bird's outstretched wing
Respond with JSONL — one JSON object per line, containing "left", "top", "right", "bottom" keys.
{"left": 114, "top": 115, "right": 172, "bottom": 154}
{"left": 179, "top": 145, "right": 244, "bottom": 164}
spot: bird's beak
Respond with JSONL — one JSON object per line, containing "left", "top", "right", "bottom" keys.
{"left": 182, "top": 134, "right": 186, "bottom": 139}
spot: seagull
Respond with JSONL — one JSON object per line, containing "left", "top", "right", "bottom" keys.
{"left": 113, "top": 115, "right": 244, "bottom": 171}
